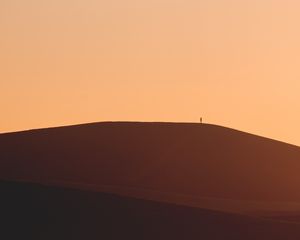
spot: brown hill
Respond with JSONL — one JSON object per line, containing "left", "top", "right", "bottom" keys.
{"left": 1, "top": 122, "right": 300, "bottom": 214}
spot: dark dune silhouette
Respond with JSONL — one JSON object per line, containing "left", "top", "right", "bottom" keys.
{"left": 2, "top": 180, "right": 300, "bottom": 240}
{"left": 1, "top": 121, "right": 300, "bottom": 238}
{"left": 1, "top": 122, "right": 300, "bottom": 209}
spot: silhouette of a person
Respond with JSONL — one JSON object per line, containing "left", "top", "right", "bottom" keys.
{"left": 200, "top": 117, "right": 203, "bottom": 124}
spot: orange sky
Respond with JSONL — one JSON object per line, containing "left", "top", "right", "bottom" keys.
{"left": 1, "top": 0, "right": 300, "bottom": 145}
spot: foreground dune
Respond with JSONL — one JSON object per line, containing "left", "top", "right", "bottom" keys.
{"left": 1, "top": 122, "right": 300, "bottom": 216}
{"left": 2, "top": 180, "right": 300, "bottom": 240}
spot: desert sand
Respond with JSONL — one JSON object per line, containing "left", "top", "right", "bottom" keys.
{"left": 1, "top": 122, "right": 300, "bottom": 239}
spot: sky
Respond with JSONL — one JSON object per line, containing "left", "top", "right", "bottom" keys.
{"left": 1, "top": 0, "right": 300, "bottom": 145}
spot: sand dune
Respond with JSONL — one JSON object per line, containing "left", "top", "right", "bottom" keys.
{"left": 2, "top": 180, "right": 300, "bottom": 240}
{"left": 1, "top": 122, "right": 300, "bottom": 216}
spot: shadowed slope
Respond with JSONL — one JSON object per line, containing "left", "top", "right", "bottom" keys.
{"left": 2, "top": 180, "right": 300, "bottom": 240}
{"left": 1, "top": 122, "right": 300, "bottom": 213}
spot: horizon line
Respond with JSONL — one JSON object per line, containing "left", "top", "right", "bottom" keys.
{"left": 0, "top": 120, "right": 299, "bottom": 148}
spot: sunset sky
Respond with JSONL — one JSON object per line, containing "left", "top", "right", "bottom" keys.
{"left": 1, "top": 0, "right": 300, "bottom": 145}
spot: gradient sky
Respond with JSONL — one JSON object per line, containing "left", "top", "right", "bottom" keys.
{"left": 1, "top": 0, "right": 300, "bottom": 145}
